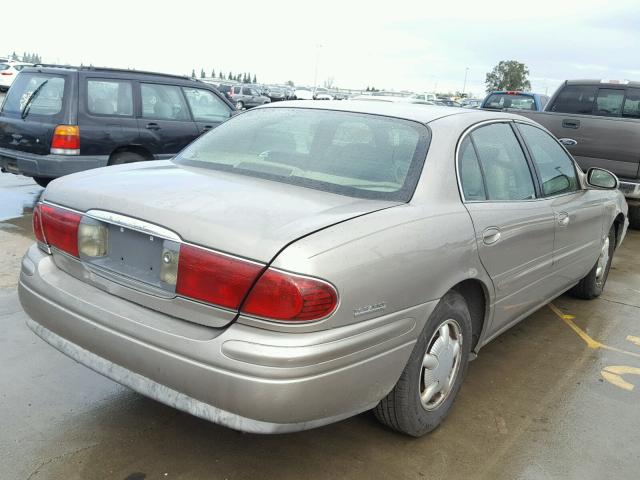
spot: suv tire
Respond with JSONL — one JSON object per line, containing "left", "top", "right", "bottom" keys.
{"left": 109, "top": 151, "right": 146, "bottom": 166}
{"left": 33, "top": 177, "right": 52, "bottom": 188}
{"left": 236, "top": 101, "right": 244, "bottom": 110}
{"left": 629, "top": 205, "right": 640, "bottom": 230}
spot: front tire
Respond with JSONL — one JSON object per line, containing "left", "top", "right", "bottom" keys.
{"left": 374, "top": 290, "right": 472, "bottom": 437}
{"left": 629, "top": 205, "right": 640, "bottom": 230}
{"left": 236, "top": 101, "right": 244, "bottom": 110}
{"left": 33, "top": 177, "right": 52, "bottom": 188}
{"left": 569, "top": 227, "right": 615, "bottom": 299}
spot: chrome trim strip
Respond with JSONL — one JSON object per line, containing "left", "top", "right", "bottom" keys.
{"left": 85, "top": 209, "right": 182, "bottom": 242}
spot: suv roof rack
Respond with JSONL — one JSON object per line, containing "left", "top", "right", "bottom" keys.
{"left": 30, "top": 64, "right": 200, "bottom": 82}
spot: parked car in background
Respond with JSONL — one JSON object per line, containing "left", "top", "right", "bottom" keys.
{"left": 434, "top": 99, "right": 462, "bottom": 107}
{"left": 482, "top": 91, "right": 549, "bottom": 111}
{"left": 410, "top": 92, "right": 437, "bottom": 102}
{"left": 266, "top": 86, "right": 286, "bottom": 101}
{"left": 229, "top": 85, "right": 270, "bottom": 109}
{"left": 215, "top": 82, "right": 238, "bottom": 102}
{"left": 460, "top": 98, "right": 483, "bottom": 109}
{"left": 0, "top": 62, "right": 32, "bottom": 91}
{"left": 0, "top": 66, "right": 234, "bottom": 187}
{"left": 294, "top": 87, "right": 314, "bottom": 100}
{"left": 350, "top": 95, "right": 434, "bottom": 105}
{"left": 19, "top": 102, "right": 626, "bottom": 438}
{"left": 515, "top": 79, "right": 640, "bottom": 228}
{"left": 313, "top": 87, "right": 330, "bottom": 99}
{"left": 0, "top": 57, "right": 9, "bottom": 64}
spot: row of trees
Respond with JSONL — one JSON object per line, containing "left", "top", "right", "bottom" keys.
{"left": 191, "top": 68, "right": 257, "bottom": 83}
{"left": 485, "top": 60, "right": 531, "bottom": 93}
{"left": 9, "top": 51, "right": 42, "bottom": 63}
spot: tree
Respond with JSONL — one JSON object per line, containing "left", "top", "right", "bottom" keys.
{"left": 485, "top": 60, "right": 531, "bottom": 93}
{"left": 200, "top": 68, "right": 206, "bottom": 79}
{"left": 365, "top": 86, "right": 370, "bottom": 92}
{"left": 211, "top": 68, "right": 216, "bottom": 78}
{"left": 191, "top": 69, "right": 196, "bottom": 78}
{"left": 11, "top": 51, "right": 18, "bottom": 60}
{"left": 252, "top": 74, "right": 257, "bottom": 83}
{"left": 323, "top": 76, "right": 335, "bottom": 89}
{"left": 229, "top": 71, "right": 233, "bottom": 81}
{"left": 220, "top": 72, "right": 225, "bottom": 80}
{"left": 285, "top": 80, "right": 294, "bottom": 87}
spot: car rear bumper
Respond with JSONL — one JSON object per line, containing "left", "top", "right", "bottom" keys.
{"left": 0, "top": 146, "right": 108, "bottom": 178}
{"left": 19, "top": 245, "right": 427, "bottom": 433}
{"left": 618, "top": 178, "right": 640, "bottom": 201}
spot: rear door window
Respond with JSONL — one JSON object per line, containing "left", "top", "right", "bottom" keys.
{"left": 549, "top": 85, "right": 597, "bottom": 114}
{"left": 483, "top": 93, "right": 536, "bottom": 110}
{"left": 470, "top": 123, "right": 536, "bottom": 201}
{"left": 594, "top": 88, "right": 625, "bottom": 116}
{"left": 182, "top": 87, "right": 230, "bottom": 122}
{"left": 87, "top": 79, "right": 133, "bottom": 116}
{"left": 1, "top": 73, "right": 65, "bottom": 116}
{"left": 141, "top": 83, "right": 190, "bottom": 121}
{"left": 458, "top": 136, "right": 486, "bottom": 201}
{"left": 622, "top": 88, "right": 640, "bottom": 118}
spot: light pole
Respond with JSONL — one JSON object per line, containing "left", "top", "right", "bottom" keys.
{"left": 462, "top": 67, "right": 470, "bottom": 96}
{"left": 313, "top": 44, "right": 323, "bottom": 92}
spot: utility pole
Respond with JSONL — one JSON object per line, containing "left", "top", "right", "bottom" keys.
{"left": 313, "top": 44, "right": 322, "bottom": 92}
{"left": 462, "top": 67, "right": 470, "bottom": 95}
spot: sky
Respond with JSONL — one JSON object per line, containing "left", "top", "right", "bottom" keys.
{"left": 3, "top": 0, "right": 640, "bottom": 98}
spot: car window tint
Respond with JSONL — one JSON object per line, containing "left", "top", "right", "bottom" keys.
{"left": 1, "top": 73, "right": 65, "bottom": 115}
{"left": 471, "top": 123, "right": 535, "bottom": 201}
{"left": 550, "top": 85, "right": 597, "bottom": 114}
{"left": 87, "top": 79, "right": 133, "bottom": 116}
{"left": 141, "top": 83, "right": 190, "bottom": 121}
{"left": 484, "top": 93, "right": 536, "bottom": 110}
{"left": 518, "top": 123, "right": 579, "bottom": 196}
{"left": 622, "top": 88, "right": 640, "bottom": 119}
{"left": 594, "top": 89, "right": 625, "bottom": 116}
{"left": 175, "top": 108, "right": 430, "bottom": 201}
{"left": 458, "top": 137, "right": 486, "bottom": 201}
{"left": 182, "top": 88, "right": 230, "bottom": 122}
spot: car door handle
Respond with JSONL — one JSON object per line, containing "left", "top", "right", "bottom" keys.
{"left": 559, "top": 138, "right": 578, "bottom": 146}
{"left": 557, "top": 212, "right": 570, "bottom": 226}
{"left": 482, "top": 227, "right": 501, "bottom": 245}
{"left": 562, "top": 119, "right": 580, "bottom": 129}
{"left": 145, "top": 122, "right": 161, "bottom": 131}
{"left": 202, "top": 125, "right": 213, "bottom": 132}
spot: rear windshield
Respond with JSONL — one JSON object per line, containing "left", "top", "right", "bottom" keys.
{"left": 0, "top": 64, "right": 9, "bottom": 71}
{"left": 1, "top": 73, "right": 65, "bottom": 116}
{"left": 174, "top": 107, "right": 430, "bottom": 201}
{"left": 217, "top": 85, "right": 232, "bottom": 93}
{"left": 483, "top": 93, "right": 536, "bottom": 110}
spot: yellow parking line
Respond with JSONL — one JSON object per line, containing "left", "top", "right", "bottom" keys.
{"left": 627, "top": 335, "right": 640, "bottom": 347}
{"left": 601, "top": 366, "right": 640, "bottom": 391}
{"left": 548, "top": 303, "right": 640, "bottom": 359}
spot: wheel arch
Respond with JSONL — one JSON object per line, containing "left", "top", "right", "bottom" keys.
{"left": 108, "top": 145, "right": 154, "bottom": 165}
{"left": 450, "top": 279, "right": 491, "bottom": 352}
{"left": 612, "top": 212, "right": 626, "bottom": 248}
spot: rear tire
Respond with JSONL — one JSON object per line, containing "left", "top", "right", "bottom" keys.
{"left": 629, "top": 205, "right": 640, "bottom": 230}
{"left": 33, "top": 177, "right": 52, "bottom": 188}
{"left": 236, "top": 101, "right": 244, "bottom": 110}
{"left": 108, "top": 151, "right": 146, "bottom": 166}
{"left": 569, "top": 227, "right": 615, "bottom": 299}
{"left": 374, "top": 291, "right": 472, "bottom": 437}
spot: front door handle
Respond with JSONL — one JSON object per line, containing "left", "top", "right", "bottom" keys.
{"left": 202, "top": 125, "right": 213, "bottom": 132}
{"left": 559, "top": 138, "right": 578, "bottom": 146}
{"left": 557, "top": 212, "right": 570, "bottom": 226}
{"left": 482, "top": 227, "right": 501, "bottom": 245}
{"left": 145, "top": 122, "right": 161, "bottom": 131}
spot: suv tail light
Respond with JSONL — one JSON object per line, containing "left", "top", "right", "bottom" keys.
{"left": 51, "top": 125, "right": 80, "bottom": 155}
{"left": 242, "top": 269, "right": 338, "bottom": 322}
{"left": 40, "top": 204, "right": 81, "bottom": 256}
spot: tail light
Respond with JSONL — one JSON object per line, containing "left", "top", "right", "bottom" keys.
{"left": 32, "top": 204, "right": 46, "bottom": 244}
{"left": 51, "top": 125, "right": 80, "bottom": 155}
{"left": 1, "top": 72, "right": 13, "bottom": 76}
{"left": 39, "top": 204, "right": 81, "bottom": 256}
{"left": 176, "top": 244, "right": 263, "bottom": 310}
{"left": 242, "top": 269, "right": 338, "bottom": 322}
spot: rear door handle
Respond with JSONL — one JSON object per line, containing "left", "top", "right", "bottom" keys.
{"left": 482, "top": 227, "right": 501, "bottom": 245}
{"left": 562, "top": 119, "right": 580, "bottom": 129}
{"left": 557, "top": 212, "right": 570, "bottom": 226}
{"left": 559, "top": 138, "right": 578, "bottom": 146}
{"left": 145, "top": 122, "right": 161, "bottom": 131}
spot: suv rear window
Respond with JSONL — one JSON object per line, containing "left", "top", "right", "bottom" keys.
{"left": 175, "top": 107, "right": 430, "bottom": 201}
{"left": 483, "top": 93, "right": 536, "bottom": 110}
{"left": 1, "top": 73, "right": 65, "bottom": 116}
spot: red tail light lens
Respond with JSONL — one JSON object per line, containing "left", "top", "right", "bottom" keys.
{"left": 32, "top": 204, "right": 46, "bottom": 243}
{"left": 51, "top": 125, "right": 80, "bottom": 155}
{"left": 40, "top": 204, "right": 81, "bottom": 256}
{"left": 242, "top": 269, "right": 338, "bottom": 322}
{"left": 176, "top": 244, "right": 263, "bottom": 309}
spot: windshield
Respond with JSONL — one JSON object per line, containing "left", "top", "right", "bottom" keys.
{"left": 1, "top": 73, "right": 65, "bottom": 116}
{"left": 174, "top": 107, "right": 430, "bottom": 201}
{"left": 483, "top": 93, "right": 536, "bottom": 110}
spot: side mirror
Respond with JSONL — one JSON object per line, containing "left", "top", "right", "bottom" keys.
{"left": 586, "top": 167, "right": 618, "bottom": 190}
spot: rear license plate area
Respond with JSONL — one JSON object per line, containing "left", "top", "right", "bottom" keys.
{"left": 88, "top": 224, "right": 178, "bottom": 290}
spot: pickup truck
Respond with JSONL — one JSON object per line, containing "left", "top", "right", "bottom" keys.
{"left": 515, "top": 79, "right": 640, "bottom": 229}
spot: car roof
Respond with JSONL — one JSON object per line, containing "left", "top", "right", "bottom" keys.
{"left": 564, "top": 79, "right": 640, "bottom": 88}
{"left": 20, "top": 65, "right": 203, "bottom": 84}
{"left": 259, "top": 100, "right": 527, "bottom": 125}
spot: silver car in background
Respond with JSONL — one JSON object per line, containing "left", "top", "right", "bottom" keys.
{"left": 19, "top": 102, "right": 627, "bottom": 436}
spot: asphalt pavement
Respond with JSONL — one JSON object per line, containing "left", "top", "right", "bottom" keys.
{"left": 1, "top": 173, "right": 639, "bottom": 480}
